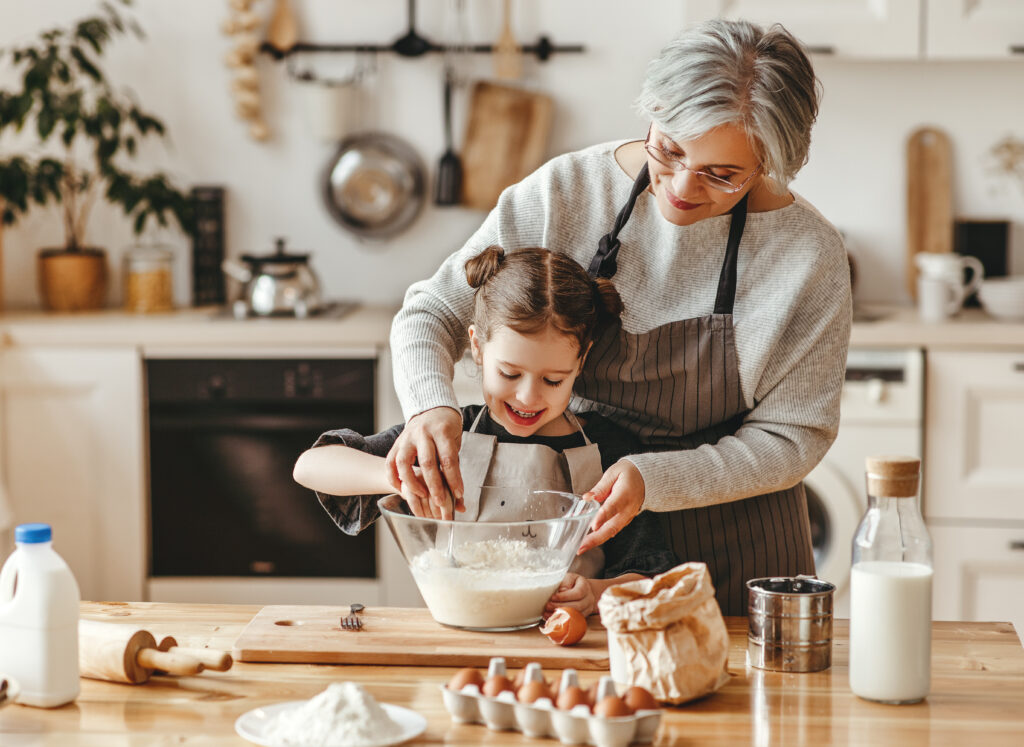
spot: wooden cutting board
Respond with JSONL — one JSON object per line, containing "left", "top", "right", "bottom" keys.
{"left": 460, "top": 81, "right": 553, "bottom": 211}
{"left": 906, "top": 126, "right": 954, "bottom": 298}
{"left": 232, "top": 605, "right": 610, "bottom": 669}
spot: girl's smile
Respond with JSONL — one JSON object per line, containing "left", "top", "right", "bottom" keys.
{"left": 469, "top": 324, "right": 587, "bottom": 438}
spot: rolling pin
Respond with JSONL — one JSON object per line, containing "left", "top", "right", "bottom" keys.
{"left": 157, "top": 635, "right": 234, "bottom": 672}
{"left": 79, "top": 620, "right": 205, "bottom": 684}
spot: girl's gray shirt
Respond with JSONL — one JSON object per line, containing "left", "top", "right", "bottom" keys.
{"left": 389, "top": 141, "right": 853, "bottom": 512}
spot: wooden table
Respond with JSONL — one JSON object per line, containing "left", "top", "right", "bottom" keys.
{"left": 1, "top": 602, "right": 1023, "bottom": 745}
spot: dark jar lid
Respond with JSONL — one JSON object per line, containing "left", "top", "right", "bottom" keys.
{"left": 242, "top": 237, "right": 309, "bottom": 265}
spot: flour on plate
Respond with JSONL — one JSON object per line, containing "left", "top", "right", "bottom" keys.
{"left": 262, "top": 682, "right": 402, "bottom": 747}
{"left": 411, "top": 537, "right": 565, "bottom": 629}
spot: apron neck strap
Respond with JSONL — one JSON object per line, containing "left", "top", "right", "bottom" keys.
{"left": 588, "top": 163, "right": 650, "bottom": 279}
{"left": 712, "top": 193, "right": 749, "bottom": 315}
{"left": 561, "top": 410, "right": 591, "bottom": 444}
{"left": 468, "top": 407, "right": 487, "bottom": 432}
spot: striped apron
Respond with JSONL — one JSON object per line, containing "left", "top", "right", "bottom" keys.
{"left": 575, "top": 164, "right": 815, "bottom": 616}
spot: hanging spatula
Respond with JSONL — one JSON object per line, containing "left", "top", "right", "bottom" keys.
{"left": 435, "top": 65, "right": 463, "bottom": 206}
{"left": 266, "top": 0, "right": 298, "bottom": 53}
{"left": 493, "top": 0, "right": 521, "bottom": 80}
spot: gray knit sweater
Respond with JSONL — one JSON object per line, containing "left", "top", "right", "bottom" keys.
{"left": 389, "top": 140, "right": 853, "bottom": 512}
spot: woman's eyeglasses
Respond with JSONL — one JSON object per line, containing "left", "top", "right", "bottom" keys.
{"left": 644, "top": 127, "right": 761, "bottom": 195}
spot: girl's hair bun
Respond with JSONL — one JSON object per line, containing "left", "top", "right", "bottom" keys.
{"left": 465, "top": 245, "right": 506, "bottom": 288}
{"left": 592, "top": 277, "right": 625, "bottom": 322}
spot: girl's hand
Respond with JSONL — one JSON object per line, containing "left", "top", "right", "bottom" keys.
{"left": 577, "top": 460, "right": 645, "bottom": 554}
{"left": 400, "top": 466, "right": 451, "bottom": 519}
{"left": 386, "top": 406, "right": 465, "bottom": 517}
{"left": 545, "top": 573, "right": 598, "bottom": 618}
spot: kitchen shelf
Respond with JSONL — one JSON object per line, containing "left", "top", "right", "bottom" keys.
{"left": 258, "top": 0, "right": 583, "bottom": 63}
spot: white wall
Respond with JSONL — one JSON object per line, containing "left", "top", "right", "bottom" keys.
{"left": 2, "top": 0, "right": 1022, "bottom": 309}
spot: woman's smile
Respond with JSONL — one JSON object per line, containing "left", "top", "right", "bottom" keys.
{"left": 665, "top": 191, "right": 701, "bottom": 211}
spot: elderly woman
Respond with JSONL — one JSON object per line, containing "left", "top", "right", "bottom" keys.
{"left": 385, "top": 19, "right": 852, "bottom": 615}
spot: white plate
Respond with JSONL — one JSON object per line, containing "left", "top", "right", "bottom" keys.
{"left": 235, "top": 700, "right": 427, "bottom": 747}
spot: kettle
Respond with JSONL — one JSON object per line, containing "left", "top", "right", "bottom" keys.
{"left": 222, "top": 238, "right": 323, "bottom": 318}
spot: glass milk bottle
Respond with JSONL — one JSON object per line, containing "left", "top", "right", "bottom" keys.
{"left": 849, "top": 455, "right": 933, "bottom": 704}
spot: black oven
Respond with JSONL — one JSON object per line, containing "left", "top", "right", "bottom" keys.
{"left": 146, "top": 357, "right": 376, "bottom": 579}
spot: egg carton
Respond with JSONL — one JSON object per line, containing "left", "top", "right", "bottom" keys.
{"left": 441, "top": 658, "right": 661, "bottom": 747}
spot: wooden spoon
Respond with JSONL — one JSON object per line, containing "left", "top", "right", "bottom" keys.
{"left": 493, "top": 0, "right": 521, "bottom": 80}
{"left": 266, "top": 0, "right": 298, "bottom": 53}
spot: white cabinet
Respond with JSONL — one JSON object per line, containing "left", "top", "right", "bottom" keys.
{"left": 927, "top": 0, "right": 1024, "bottom": 59}
{"left": 0, "top": 347, "right": 145, "bottom": 602}
{"left": 925, "top": 350, "right": 1024, "bottom": 630}
{"left": 925, "top": 350, "right": 1024, "bottom": 522}
{"left": 686, "top": 0, "right": 1024, "bottom": 59}
{"left": 685, "top": 0, "right": 921, "bottom": 58}
{"left": 930, "top": 525, "right": 1024, "bottom": 631}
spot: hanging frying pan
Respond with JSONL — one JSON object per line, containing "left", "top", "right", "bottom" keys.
{"left": 321, "top": 132, "right": 427, "bottom": 240}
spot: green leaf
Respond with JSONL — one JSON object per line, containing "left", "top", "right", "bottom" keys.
{"left": 36, "top": 105, "right": 56, "bottom": 140}
{"left": 70, "top": 46, "right": 102, "bottom": 82}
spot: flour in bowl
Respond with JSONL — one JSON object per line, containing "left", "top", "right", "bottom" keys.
{"left": 262, "top": 682, "right": 402, "bottom": 747}
{"left": 411, "top": 537, "right": 566, "bottom": 629}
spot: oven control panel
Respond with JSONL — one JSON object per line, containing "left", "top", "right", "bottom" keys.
{"left": 146, "top": 358, "right": 375, "bottom": 403}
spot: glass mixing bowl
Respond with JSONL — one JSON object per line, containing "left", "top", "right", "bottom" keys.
{"left": 378, "top": 488, "right": 599, "bottom": 632}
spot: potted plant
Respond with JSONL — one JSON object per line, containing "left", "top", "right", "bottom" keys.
{"left": 0, "top": 0, "right": 192, "bottom": 311}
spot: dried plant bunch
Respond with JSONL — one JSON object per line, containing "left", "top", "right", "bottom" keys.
{"left": 988, "top": 135, "right": 1024, "bottom": 190}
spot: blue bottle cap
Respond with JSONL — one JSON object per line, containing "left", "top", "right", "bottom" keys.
{"left": 15, "top": 523, "right": 52, "bottom": 544}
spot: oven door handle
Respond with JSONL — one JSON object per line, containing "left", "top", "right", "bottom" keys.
{"left": 149, "top": 411, "right": 341, "bottom": 430}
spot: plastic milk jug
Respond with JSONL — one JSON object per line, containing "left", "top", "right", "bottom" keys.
{"left": 849, "top": 456, "right": 933, "bottom": 704}
{"left": 0, "top": 523, "right": 80, "bottom": 707}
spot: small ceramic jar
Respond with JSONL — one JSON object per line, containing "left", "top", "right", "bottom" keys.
{"left": 123, "top": 245, "right": 173, "bottom": 313}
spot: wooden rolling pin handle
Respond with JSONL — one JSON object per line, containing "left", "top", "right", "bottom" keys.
{"left": 167, "top": 647, "right": 234, "bottom": 672}
{"left": 136, "top": 648, "right": 205, "bottom": 676}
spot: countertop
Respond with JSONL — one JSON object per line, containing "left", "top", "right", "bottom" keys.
{"left": 850, "top": 305, "right": 1024, "bottom": 350}
{"left": 0, "top": 304, "right": 399, "bottom": 349}
{"left": 1, "top": 602, "right": 1022, "bottom": 744}
{"left": 2, "top": 303, "right": 1024, "bottom": 351}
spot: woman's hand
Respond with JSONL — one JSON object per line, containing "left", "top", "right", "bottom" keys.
{"left": 545, "top": 573, "right": 598, "bottom": 618}
{"left": 577, "top": 459, "right": 645, "bottom": 554}
{"left": 399, "top": 466, "right": 453, "bottom": 519}
{"left": 386, "top": 406, "right": 465, "bottom": 519}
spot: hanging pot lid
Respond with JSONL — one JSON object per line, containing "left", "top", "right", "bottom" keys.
{"left": 321, "top": 131, "right": 427, "bottom": 239}
{"left": 242, "top": 238, "right": 310, "bottom": 264}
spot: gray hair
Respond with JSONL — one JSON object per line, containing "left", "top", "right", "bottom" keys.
{"left": 635, "top": 19, "right": 821, "bottom": 190}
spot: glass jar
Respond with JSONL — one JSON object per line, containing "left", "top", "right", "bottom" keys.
{"left": 123, "top": 245, "right": 173, "bottom": 313}
{"left": 849, "top": 455, "right": 933, "bottom": 704}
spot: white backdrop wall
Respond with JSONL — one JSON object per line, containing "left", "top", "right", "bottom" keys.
{"left": 2, "top": 0, "right": 1022, "bottom": 310}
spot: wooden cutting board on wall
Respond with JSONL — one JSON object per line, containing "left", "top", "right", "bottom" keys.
{"left": 460, "top": 82, "right": 554, "bottom": 211}
{"left": 906, "top": 126, "right": 954, "bottom": 298}
{"left": 232, "top": 605, "right": 611, "bottom": 669}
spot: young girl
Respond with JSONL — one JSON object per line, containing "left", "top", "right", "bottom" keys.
{"left": 293, "top": 246, "right": 677, "bottom": 616}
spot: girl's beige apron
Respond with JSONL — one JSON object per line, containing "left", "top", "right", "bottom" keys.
{"left": 456, "top": 408, "right": 605, "bottom": 576}
{"left": 576, "top": 163, "right": 815, "bottom": 616}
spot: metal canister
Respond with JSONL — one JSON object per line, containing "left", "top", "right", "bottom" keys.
{"left": 746, "top": 576, "right": 835, "bottom": 672}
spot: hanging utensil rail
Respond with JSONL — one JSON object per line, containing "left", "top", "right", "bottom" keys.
{"left": 259, "top": 0, "right": 583, "bottom": 62}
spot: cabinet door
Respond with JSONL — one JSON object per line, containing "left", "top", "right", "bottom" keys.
{"left": 0, "top": 348, "right": 145, "bottom": 601}
{"left": 930, "top": 524, "right": 1024, "bottom": 633}
{"left": 925, "top": 351, "right": 1024, "bottom": 521}
{"left": 927, "top": 0, "right": 1024, "bottom": 59}
{"left": 685, "top": 0, "right": 921, "bottom": 58}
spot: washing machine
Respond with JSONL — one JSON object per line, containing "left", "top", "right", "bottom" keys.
{"left": 804, "top": 347, "right": 924, "bottom": 617}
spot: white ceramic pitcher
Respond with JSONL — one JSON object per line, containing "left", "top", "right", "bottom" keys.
{"left": 915, "top": 253, "right": 984, "bottom": 321}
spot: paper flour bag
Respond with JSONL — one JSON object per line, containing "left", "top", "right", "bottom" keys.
{"left": 598, "top": 562, "right": 730, "bottom": 704}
